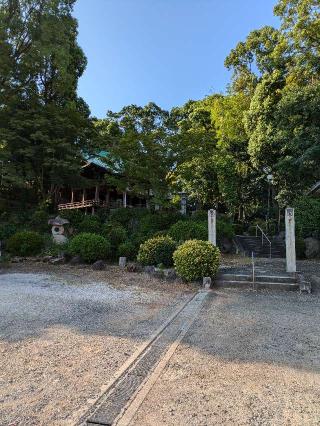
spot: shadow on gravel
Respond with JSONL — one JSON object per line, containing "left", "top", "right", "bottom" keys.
{"left": 185, "top": 288, "right": 320, "bottom": 374}
{"left": 0, "top": 272, "right": 189, "bottom": 344}
{"left": 1, "top": 271, "right": 320, "bottom": 375}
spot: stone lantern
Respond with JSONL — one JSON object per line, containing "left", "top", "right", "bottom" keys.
{"left": 48, "top": 216, "right": 69, "bottom": 244}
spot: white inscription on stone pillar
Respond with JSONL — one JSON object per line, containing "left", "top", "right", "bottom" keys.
{"left": 180, "top": 193, "right": 187, "bottom": 215}
{"left": 285, "top": 207, "right": 296, "bottom": 273}
{"left": 208, "top": 209, "right": 216, "bottom": 246}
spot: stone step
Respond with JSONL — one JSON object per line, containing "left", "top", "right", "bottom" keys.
{"left": 215, "top": 280, "right": 299, "bottom": 291}
{"left": 217, "top": 274, "right": 296, "bottom": 284}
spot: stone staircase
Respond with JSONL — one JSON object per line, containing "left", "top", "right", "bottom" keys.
{"left": 216, "top": 270, "right": 298, "bottom": 291}
{"left": 235, "top": 235, "right": 286, "bottom": 258}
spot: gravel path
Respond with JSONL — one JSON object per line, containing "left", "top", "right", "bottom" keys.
{"left": 132, "top": 287, "right": 320, "bottom": 425}
{"left": 0, "top": 266, "right": 192, "bottom": 425}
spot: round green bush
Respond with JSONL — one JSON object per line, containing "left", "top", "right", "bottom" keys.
{"left": 173, "top": 239, "right": 220, "bottom": 282}
{"left": 68, "top": 233, "right": 111, "bottom": 263}
{"left": 117, "top": 241, "right": 137, "bottom": 260}
{"left": 102, "top": 223, "right": 127, "bottom": 247}
{"left": 78, "top": 216, "right": 101, "bottom": 234}
{"left": 137, "top": 235, "right": 176, "bottom": 267}
{"left": 168, "top": 220, "right": 207, "bottom": 242}
{"left": 7, "top": 231, "right": 44, "bottom": 256}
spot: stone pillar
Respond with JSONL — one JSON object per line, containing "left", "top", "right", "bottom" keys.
{"left": 180, "top": 193, "right": 187, "bottom": 215}
{"left": 285, "top": 207, "right": 296, "bottom": 273}
{"left": 208, "top": 209, "right": 216, "bottom": 246}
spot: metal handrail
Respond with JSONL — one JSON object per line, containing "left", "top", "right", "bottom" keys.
{"left": 251, "top": 251, "right": 255, "bottom": 290}
{"left": 255, "top": 224, "right": 272, "bottom": 258}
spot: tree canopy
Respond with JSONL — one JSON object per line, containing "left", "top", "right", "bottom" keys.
{"left": 1, "top": 0, "right": 319, "bottom": 227}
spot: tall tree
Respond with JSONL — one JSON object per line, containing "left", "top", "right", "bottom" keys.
{"left": 96, "top": 103, "right": 172, "bottom": 206}
{"left": 0, "top": 0, "right": 93, "bottom": 207}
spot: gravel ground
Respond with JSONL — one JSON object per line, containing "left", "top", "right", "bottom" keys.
{"left": 0, "top": 264, "right": 193, "bottom": 425}
{"left": 132, "top": 286, "right": 320, "bottom": 425}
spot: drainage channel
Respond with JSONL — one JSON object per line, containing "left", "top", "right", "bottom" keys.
{"left": 79, "top": 290, "right": 209, "bottom": 426}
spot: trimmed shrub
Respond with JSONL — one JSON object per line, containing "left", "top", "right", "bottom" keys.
{"left": 173, "top": 239, "right": 220, "bottom": 282}
{"left": 137, "top": 235, "right": 176, "bottom": 267}
{"left": 102, "top": 223, "right": 127, "bottom": 248}
{"left": 68, "top": 233, "right": 111, "bottom": 263}
{"left": 78, "top": 216, "right": 101, "bottom": 234}
{"left": 7, "top": 231, "right": 44, "bottom": 256}
{"left": 168, "top": 220, "right": 207, "bottom": 242}
{"left": 117, "top": 241, "right": 137, "bottom": 260}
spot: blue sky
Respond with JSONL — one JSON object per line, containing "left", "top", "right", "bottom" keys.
{"left": 74, "top": 0, "right": 279, "bottom": 118}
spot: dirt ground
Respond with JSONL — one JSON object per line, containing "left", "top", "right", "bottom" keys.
{"left": 132, "top": 286, "right": 320, "bottom": 426}
{"left": 0, "top": 263, "right": 193, "bottom": 426}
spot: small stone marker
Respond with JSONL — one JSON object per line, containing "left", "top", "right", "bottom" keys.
{"left": 203, "top": 277, "right": 212, "bottom": 289}
{"left": 208, "top": 209, "right": 216, "bottom": 246}
{"left": 119, "top": 257, "right": 127, "bottom": 268}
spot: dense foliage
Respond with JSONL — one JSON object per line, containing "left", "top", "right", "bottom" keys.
{"left": 137, "top": 235, "right": 176, "bottom": 267}
{"left": 117, "top": 241, "right": 137, "bottom": 260}
{"left": 0, "top": 0, "right": 94, "bottom": 209}
{"left": 1, "top": 0, "right": 320, "bottom": 245}
{"left": 7, "top": 231, "right": 44, "bottom": 256}
{"left": 173, "top": 240, "right": 220, "bottom": 282}
{"left": 168, "top": 220, "right": 207, "bottom": 242}
{"left": 68, "top": 233, "right": 111, "bottom": 262}
{"left": 294, "top": 196, "right": 320, "bottom": 238}
{"left": 78, "top": 216, "right": 102, "bottom": 234}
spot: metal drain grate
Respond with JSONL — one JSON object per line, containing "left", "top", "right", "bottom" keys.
{"left": 84, "top": 292, "right": 207, "bottom": 425}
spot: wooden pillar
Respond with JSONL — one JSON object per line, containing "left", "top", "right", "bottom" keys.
{"left": 82, "top": 188, "right": 86, "bottom": 203}
{"left": 123, "top": 191, "right": 127, "bottom": 208}
{"left": 106, "top": 190, "right": 110, "bottom": 206}
{"left": 95, "top": 185, "right": 99, "bottom": 202}
{"left": 71, "top": 188, "right": 74, "bottom": 203}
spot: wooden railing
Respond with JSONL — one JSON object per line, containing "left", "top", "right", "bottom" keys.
{"left": 58, "top": 199, "right": 105, "bottom": 210}
{"left": 58, "top": 199, "right": 146, "bottom": 211}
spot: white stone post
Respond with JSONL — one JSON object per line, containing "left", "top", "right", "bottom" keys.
{"left": 285, "top": 207, "right": 296, "bottom": 273}
{"left": 208, "top": 209, "right": 216, "bottom": 246}
{"left": 180, "top": 193, "right": 187, "bottom": 215}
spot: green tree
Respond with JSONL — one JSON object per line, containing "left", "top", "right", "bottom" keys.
{"left": 0, "top": 0, "right": 93, "bottom": 207}
{"left": 96, "top": 103, "right": 172, "bottom": 206}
